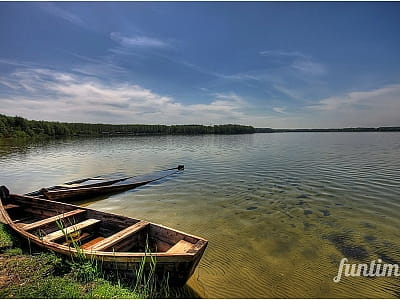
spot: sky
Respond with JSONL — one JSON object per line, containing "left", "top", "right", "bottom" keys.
{"left": 0, "top": 2, "right": 399, "bottom": 128}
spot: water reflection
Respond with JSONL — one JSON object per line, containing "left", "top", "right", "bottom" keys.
{"left": 1, "top": 133, "right": 400, "bottom": 298}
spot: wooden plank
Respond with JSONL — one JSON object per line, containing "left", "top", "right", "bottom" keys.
{"left": 88, "top": 220, "right": 149, "bottom": 251}
{"left": 15, "top": 217, "right": 38, "bottom": 227}
{"left": 62, "top": 232, "right": 90, "bottom": 246}
{"left": 4, "top": 204, "right": 20, "bottom": 210}
{"left": 55, "top": 183, "right": 81, "bottom": 188}
{"left": 167, "top": 240, "right": 194, "bottom": 254}
{"left": 149, "top": 223, "right": 194, "bottom": 245}
{"left": 42, "top": 219, "right": 100, "bottom": 242}
{"left": 187, "top": 239, "right": 208, "bottom": 254}
{"left": 22, "top": 209, "right": 86, "bottom": 231}
{"left": 81, "top": 237, "right": 105, "bottom": 249}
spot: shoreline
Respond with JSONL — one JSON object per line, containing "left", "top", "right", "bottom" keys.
{"left": 256, "top": 126, "right": 400, "bottom": 133}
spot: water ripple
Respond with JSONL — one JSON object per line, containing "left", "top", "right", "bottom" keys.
{"left": 1, "top": 133, "right": 400, "bottom": 298}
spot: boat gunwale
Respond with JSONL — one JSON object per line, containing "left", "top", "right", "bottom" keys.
{"left": 27, "top": 166, "right": 184, "bottom": 199}
{"left": 42, "top": 178, "right": 155, "bottom": 197}
{"left": 0, "top": 193, "right": 207, "bottom": 262}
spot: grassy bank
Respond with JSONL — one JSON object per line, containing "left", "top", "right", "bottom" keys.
{"left": 0, "top": 223, "right": 172, "bottom": 299}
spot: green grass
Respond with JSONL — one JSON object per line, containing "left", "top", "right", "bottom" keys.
{"left": 0, "top": 223, "right": 173, "bottom": 299}
{"left": 56, "top": 219, "right": 171, "bottom": 298}
{"left": 89, "top": 280, "right": 140, "bottom": 299}
{"left": 2, "top": 247, "right": 23, "bottom": 256}
{"left": 0, "top": 223, "right": 17, "bottom": 249}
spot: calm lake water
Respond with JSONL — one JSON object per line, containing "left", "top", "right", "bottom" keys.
{"left": 1, "top": 133, "right": 400, "bottom": 298}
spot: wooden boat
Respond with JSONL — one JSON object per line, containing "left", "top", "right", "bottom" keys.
{"left": 27, "top": 166, "right": 184, "bottom": 201}
{"left": 0, "top": 186, "right": 207, "bottom": 286}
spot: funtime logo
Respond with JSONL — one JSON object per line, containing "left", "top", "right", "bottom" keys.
{"left": 334, "top": 258, "right": 400, "bottom": 283}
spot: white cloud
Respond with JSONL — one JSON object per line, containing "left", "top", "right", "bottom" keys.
{"left": 271, "top": 84, "right": 302, "bottom": 100}
{"left": 273, "top": 107, "right": 287, "bottom": 114}
{"left": 260, "top": 49, "right": 326, "bottom": 76}
{"left": 291, "top": 60, "right": 326, "bottom": 76}
{"left": 110, "top": 32, "right": 170, "bottom": 48}
{"left": 309, "top": 84, "right": 400, "bottom": 111}
{"left": 0, "top": 68, "right": 248, "bottom": 125}
{"left": 0, "top": 58, "right": 40, "bottom": 68}
{"left": 308, "top": 84, "right": 400, "bottom": 127}
{"left": 203, "top": 50, "right": 327, "bottom": 102}
{"left": 39, "top": 3, "right": 85, "bottom": 27}
{"left": 259, "top": 50, "right": 308, "bottom": 59}
{"left": 1, "top": 65, "right": 398, "bottom": 128}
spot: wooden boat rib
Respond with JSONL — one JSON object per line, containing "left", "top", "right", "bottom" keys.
{"left": 27, "top": 165, "right": 184, "bottom": 201}
{"left": 0, "top": 186, "right": 207, "bottom": 286}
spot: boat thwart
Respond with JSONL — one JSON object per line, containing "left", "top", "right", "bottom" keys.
{"left": 0, "top": 185, "right": 207, "bottom": 286}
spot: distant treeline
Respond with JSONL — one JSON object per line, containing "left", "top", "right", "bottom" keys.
{"left": 255, "top": 127, "right": 400, "bottom": 133}
{"left": 0, "top": 114, "right": 255, "bottom": 138}
{"left": 2, "top": 114, "right": 398, "bottom": 139}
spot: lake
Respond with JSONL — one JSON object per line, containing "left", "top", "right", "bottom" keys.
{"left": 1, "top": 132, "right": 400, "bottom": 298}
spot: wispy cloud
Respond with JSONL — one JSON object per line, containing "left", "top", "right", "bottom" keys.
{"left": 0, "top": 68, "right": 248, "bottom": 124}
{"left": 260, "top": 49, "right": 326, "bottom": 76}
{"left": 110, "top": 32, "right": 171, "bottom": 48}
{"left": 271, "top": 83, "right": 303, "bottom": 100}
{"left": 63, "top": 51, "right": 128, "bottom": 79}
{"left": 273, "top": 107, "right": 288, "bottom": 114}
{"left": 308, "top": 84, "right": 400, "bottom": 127}
{"left": 309, "top": 84, "right": 400, "bottom": 112}
{"left": 292, "top": 60, "right": 325, "bottom": 76}
{"left": 1, "top": 66, "right": 397, "bottom": 128}
{"left": 0, "top": 58, "right": 41, "bottom": 68}
{"left": 259, "top": 50, "right": 308, "bottom": 59}
{"left": 39, "top": 3, "right": 85, "bottom": 27}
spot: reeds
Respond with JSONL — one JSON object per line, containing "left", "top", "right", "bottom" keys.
{"left": 54, "top": 218, "right": 170, "bottom": 298}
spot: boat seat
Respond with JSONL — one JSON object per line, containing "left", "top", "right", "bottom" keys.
{"left": 62, "top": 232, "right": 91, "bottom": 246}
{"left": 80, "top": 236, "right": 105, "bottom": 249}
{"left": 3, "top": 203, "right": 20, "bottom": 210}
{"left": 86, "top": 220, "right": 149, "bottom": 251}
{"left": 22, "top": 209, "right": 86, "bottom": 231}
{"left": 167, "top": 240, "right": 194, "bottom": 253}
{"left": 54, "top": 184, "right": 81, "bottom": 188}
{"left": 42, "top": 219, "right": 101, "bottom": 242}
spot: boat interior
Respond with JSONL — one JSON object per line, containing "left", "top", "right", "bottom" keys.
{"left": 2, "top": 194, "right": 199, "bottom": 254}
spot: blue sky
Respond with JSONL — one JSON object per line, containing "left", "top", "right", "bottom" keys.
{"left": 0, "top": 2, "right": 399, "bottom": 128}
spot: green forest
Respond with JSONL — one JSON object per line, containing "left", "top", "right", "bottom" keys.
{"left": 1, "top": 114, "right": 398, "bottom": 139}
{"left": 0, "top": 114, "right": 255, "bottom": 138}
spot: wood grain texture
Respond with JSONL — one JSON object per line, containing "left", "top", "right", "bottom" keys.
{"left": 0, "top": 191, "right": 208, "bottom": 286}
{"left": 167, "top": 240, "right": 194, "bottom": 253}
{"left": 43, "top": 218, "right": 100, "bottom": 242}
{"left": 22, "top": 209, "right": 86, "bottom": 231}
{"left": 88, "top": 220, "right": 149, "bottom": 251}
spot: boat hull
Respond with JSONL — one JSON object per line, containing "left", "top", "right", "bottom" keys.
{"left": 0, "top": 187, "right": 207, "bottom": 286}
{"left": 28, "top": 166, "right": 184, "bottom": 202}
{"left": 19, "top": 231, "right": 206, "bottom": 286}
{"left": 41, "top": 180, "right": 154, "bottom": 201}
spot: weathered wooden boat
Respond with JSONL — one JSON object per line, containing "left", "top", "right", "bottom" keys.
{"left": 0, "top": 186, "right": 207, "bottom": 286}
{"left": 27, "top": 165, "right": 184, "bottom": 201}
